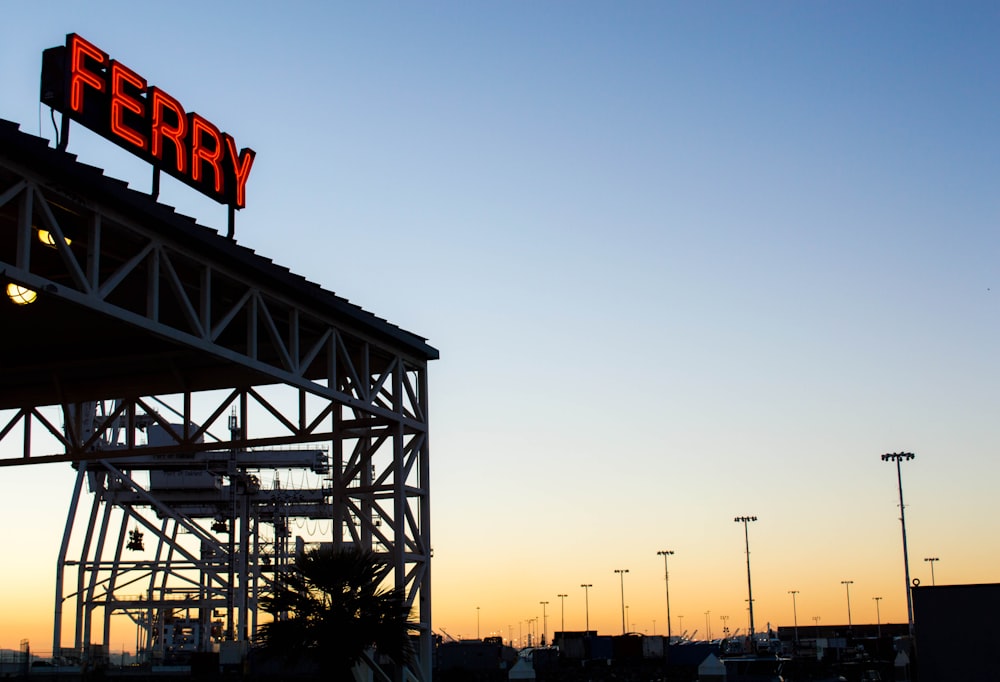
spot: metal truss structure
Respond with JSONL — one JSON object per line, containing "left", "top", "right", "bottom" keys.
{"left": 0, "top": 120, "right": 437, "bottom": 680}
{"left": 53, "top": 412, "right": 333, "bottom": 664}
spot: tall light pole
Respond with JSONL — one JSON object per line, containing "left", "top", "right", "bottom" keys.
{"left": 841, "top": 580, "right": 854, "bottom": 627}
{"left": 882, "top": 451, "right": 915, "bottom": 636}
{"left": 788, "top": 590, "right": 800, "bottom": 644}
{"left": 704, "top": 611, "right": 711, "bottom": 640}
{"left": 477, "top": 606, "right": 481, "bottom": 640}
{"left": 812, "top": 616, "right": 820, "bottom": 636}
{"left": 614, "top": 569, "right": 629, "bottom": 635}
{"left": 924, "top": 557, "right": 939, "bottom": 585}
{"left": 657, "top": 550, "right": 675, "bottom": 642}
{"left": 720, "top": 615, "right": 730, "bottom": 636}
{"left": 580, "top": 584, "right": 592, "bottom": 634}
{"left": 557, "top": 594, "right": 567, "bottom": 638}
{"left": 873, "top": 596, "right": 883, "bottom": 639}
{"left": 540, "top": 601, "right": 549, "bottom": 646}
{"left": 734, "top": 516, "right": 758, "bottom": 639}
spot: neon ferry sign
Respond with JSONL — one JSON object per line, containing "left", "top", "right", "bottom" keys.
{"left": 40, "top": 33, "right": 255, "bottom": 210}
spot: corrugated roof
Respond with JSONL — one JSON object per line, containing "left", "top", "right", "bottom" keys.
{"left": 0, "top": 118, "right": 439, "bottom": 361}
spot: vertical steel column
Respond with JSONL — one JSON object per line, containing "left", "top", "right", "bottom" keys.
{"left": 74, "top": 480, "right": 104, "bottom": 655}
{"left": 83, "top": 499, "right": 114, "bottom": 660}
{"left": 103, "top": 510, "right": 131, "bottom": 646}
{"left": 418, "top": 366, "right": 432, "bottom": 681}
{"left": 53, "top": 465, "right": 87, "bottom": 658}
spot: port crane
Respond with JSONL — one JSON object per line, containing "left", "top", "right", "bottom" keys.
{"left": 52, "top": 400, "right": 336, "bottom": 665}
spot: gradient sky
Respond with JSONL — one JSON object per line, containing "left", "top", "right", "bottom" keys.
{"left": 1, "top": 1, "right": 998, "bottom": 652}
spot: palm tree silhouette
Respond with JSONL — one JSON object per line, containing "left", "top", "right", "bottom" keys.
{"left": 258, "top": 546, "right": 414, "bottom": 678}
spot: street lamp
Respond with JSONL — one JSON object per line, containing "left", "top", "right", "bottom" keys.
{"left": 477, "top": 606, "right": 481, "bottom": 640}
{"left": 841, "top": 580, "right": 854, "bottom": 627}
{"left": 788, "top": 590, "right": 800, "bottom": 644}
{"left": 704, "top": 610, "right": 711, "bottom": 641}
{"left": 882, "top": 451, "right": 915, "bottom": 636}
{"left": 657, "top": 550, "right": 675, "bottom": 642}
{"left": 924, "top": 557, "right": 939, "bottom": 585}
{"left": 540, "top": 601, "right": 549, "bottom": 646}
{"left": 734, "top": 516, "right": 758, "bottom": 639}
{"left": 557, "top": 594, "right": 568, "bottom": 638}
{"left": 812, "top": 616, "right": 821, "bottom": 636}
{"left": 720, "top": 615, "right": 730, "bottom": 637}
{"left": 873, "top": 597, "right": 883, "bottom": 639}
{"left": 581, "top": 584, "right": 592, "bottom": 634}
{"left": 614, "top": 569, "right": 629, "bottom": 635}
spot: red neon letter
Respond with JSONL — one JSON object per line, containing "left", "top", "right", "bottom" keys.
{"left": 150, "top": 88, "right": 187, "bottom": 173}
{"left": 224, "top": 135, "right": 255, "bottom": 209}
{"left": 68, "top": 34, "right": 107, "bottom": 114}
{"left": 109, "top": 61, "right": 147, "bottom": 150}
{"left": 189, "top": 113, "right": 224, "bottom": 195}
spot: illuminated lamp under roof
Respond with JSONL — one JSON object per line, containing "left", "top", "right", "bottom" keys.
{"left": 6, "top": 283, "right": 38, "bottom": 305}
{"left": 37, "top": 228, "right": 72, "bottom": 248}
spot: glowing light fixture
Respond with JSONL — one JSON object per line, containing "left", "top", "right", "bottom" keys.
{"left": 6, "top": 283, "right": 38, "bottom": 305}
{"left": 37, "top": 228, "right": 72, "bottom": 248}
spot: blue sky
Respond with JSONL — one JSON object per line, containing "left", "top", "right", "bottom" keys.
{"left": 1, "top": 1, "right": 998, "bottom": 648}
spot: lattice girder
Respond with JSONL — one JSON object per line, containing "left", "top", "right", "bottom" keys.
{"left": 0, "top": 124, "right": 435, "bottom": 682}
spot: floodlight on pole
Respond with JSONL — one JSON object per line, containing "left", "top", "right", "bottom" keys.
{"left": 882, "top": 451, "right": 915, "bottom": 636}
{"left": 873, "top": 596, "right": 883, "bottom": 639}
{"left": 557, "top": 594, "right": 568, "bottom": 637}
{"left": 539, "top": 601, "right": 549, "bottom": 645}
{"left": 788, "top": 590, "right": 800, "bottom": 644}
{"left": 841, "top": 580, "right": 854, "bottom": 627}
{"left": 614, "top": 569, "right": 629, "bottom": 635}
{"left": 657, "top": 550, "right": 674, "bottom": 642}
{"left": 734, "top": 516, "right": 758, "bottom": 639}
{"left": 581, "top": 584, "right": 592, "bottom": 634}
{"left": 924, "top": 557, "right": 939, "bottom": 585}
